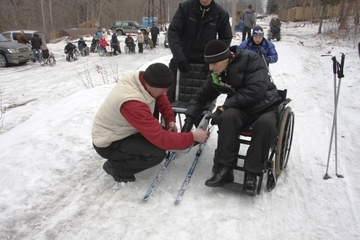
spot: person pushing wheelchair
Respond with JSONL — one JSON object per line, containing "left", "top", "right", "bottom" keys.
{"left": 181, "top": 40, "right": 282, "bottom": 195}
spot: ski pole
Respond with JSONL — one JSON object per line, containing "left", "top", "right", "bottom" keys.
{"left": 321, "top": 53, "right": 345, "bottom": 180}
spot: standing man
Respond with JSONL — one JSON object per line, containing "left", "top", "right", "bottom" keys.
{"left": 136, "top": 30, "right": 144, "bottom": 53}
{"left": 30, "top": 33, "right": 42, "bottom": 62}
{"left": 240, "top": 4, "right": 256, "bottom": 42}
{"left": 150, "top": 24, "right": 160, "bottom": 47}
{"left": 92, "top": 63, "right": 210, "bottom": 183}
{"left": 111, "top": 31, "right": 121, "bottom": 55}
{"left": 166, "top": 0, "right": 233, "bottom": 103}
{"left": 16, "top": 30, "right": 29, "bottom": 44}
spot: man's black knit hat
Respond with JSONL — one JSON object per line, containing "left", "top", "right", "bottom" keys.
{"left": 144, "top": 63, "right": 174, "bottom": 88}
{"left": 204, "top": 39, "right": 231, "bottom": 63}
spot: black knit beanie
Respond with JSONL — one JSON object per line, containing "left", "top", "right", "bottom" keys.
{"left": 204, "top": 40, "right": 231, "bottom": 63}
{"left": 143, "top": 63, "right": 174, "bottom": 88}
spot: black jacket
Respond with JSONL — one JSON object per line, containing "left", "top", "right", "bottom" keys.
{"left": 186, "top": 46, "right": 282, "bottom": 118}
{"left": 168, "top": 0, "right": 232, "bottom": 64}
{"left": 111, "top": 33, "right": 119, "bottom": 45}
{"left": 31, "top": 35, "right": 42, "bottom": 49}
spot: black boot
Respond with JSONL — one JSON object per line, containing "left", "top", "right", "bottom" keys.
{"left": 205, "top": 164, "right": 234, "bottom": 187}
{"left": 103, "top": 161, "right": 135, "bottom": 183}
{"left": 242, "top": 172, "right": 257, "bottom": 196}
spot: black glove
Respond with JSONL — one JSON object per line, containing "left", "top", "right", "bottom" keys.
{"left": 181, "top": 116, "right": 194, "bottom": 132}
{"left": 178, "top": 59, "right": 190, "bottom": 73}
{"left": 206, "top": 106, "right": 224, "bottom": 125}
{"left": 265, "top": 57, "right": 270, "bottom": 64}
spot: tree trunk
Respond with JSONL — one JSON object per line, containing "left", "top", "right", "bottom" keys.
{"left": 318, "top": 4, "right": 327, "bottom": 34}
{"left": 338, "top": 0, "right": 346, "bottom": 29}
{"left": 41, "top": 0, "right": 46, "bottom": 31}
{"left": 49, "top": 0, "right": 54, "bottom": 31}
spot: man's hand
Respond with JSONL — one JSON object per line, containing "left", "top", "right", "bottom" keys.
{"left": 178, "top": 59, "right": 190, "bottom": 73}
{"left": 206, "top": 106, "right": 224, "bottom": 125}
{"left": 192, "top": 129, "right": 210, "bottom": 143}
{"left": 167, "top": 121, "right": 178, "bottom": 132}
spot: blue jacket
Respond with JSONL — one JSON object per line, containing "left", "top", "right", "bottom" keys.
{"left": 239, "top": 37, "right": 278, "bottom": 64}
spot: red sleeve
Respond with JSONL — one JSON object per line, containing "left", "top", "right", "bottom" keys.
{"left": 120, "top": 100, "right": 194, "bottom": 150}
{"left": 156, "top": 93, "right": 175, "bottom": 124}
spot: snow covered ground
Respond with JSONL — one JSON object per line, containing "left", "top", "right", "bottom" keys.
{"left": 0, "top": 19, "right": 359, "bottom": 239}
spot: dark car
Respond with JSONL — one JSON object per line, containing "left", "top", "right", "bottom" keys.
{"left": 0, "top": 34, "right": 33, "bottom": 67}
{"left": 110, "top": 21, "right": 149, "bottom": 35}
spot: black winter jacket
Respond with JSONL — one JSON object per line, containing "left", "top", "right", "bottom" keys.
{"left": 186, "top": 46, "right": 282, "bottom": 118}
{"left": 31, "top": 35, "right": 42, "bottom": 50}
{"left": 168, "top": 0, "right": 232, "bottom": 64}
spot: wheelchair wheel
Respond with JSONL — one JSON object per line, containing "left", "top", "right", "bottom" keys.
{"left": 98, "top": 48, "right": 106, "bottom": 56}
{"left": 275, "top": 106, "right": 294, "bottom": 175}
{"left": 49, "top": 56, "right": 56, "bottom": 66}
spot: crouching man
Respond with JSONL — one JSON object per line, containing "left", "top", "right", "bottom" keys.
{"left": 92, "top": 63, "right": 210, "bottom": 183}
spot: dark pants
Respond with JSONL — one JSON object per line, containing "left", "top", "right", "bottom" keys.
{"left": 151, "top": 35, "right": 157, "bottom": 46}
{"left": 112, "top": 44, "right": 121, "bottom": 54}
{"left": 242, "top": 26, "right": 252, "bottom": 41}
{"left": 215, "top": 107, "right": 277, "bottom": 174}
{"left": 93, "top": 133, "right": 166, "bottom": 177}
{"left": 138, "top": 43, "right": 143, "bottom": 53}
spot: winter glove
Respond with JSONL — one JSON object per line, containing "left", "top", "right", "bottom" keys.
{"left": 177, "top": 59, "right": 190, "bottom": 73}
{"left": 206, "top": 106, "right": 226, "bottom": 125}
{"left": 181, "top": 116, "right": 195, "bottom": 132}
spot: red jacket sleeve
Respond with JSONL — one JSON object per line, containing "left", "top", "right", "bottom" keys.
{"left": 156, "top": 93, "right": 175, "bottom": 124}
{"left": 120, "top": 100, "right": 194, "bottom": 150}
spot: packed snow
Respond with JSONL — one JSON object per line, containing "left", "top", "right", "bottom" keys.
{"left": 0, "top": 18, "right": 359, "bottom": 239}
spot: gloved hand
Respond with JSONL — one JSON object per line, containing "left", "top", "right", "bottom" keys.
{"left": 265, "top": 57, "right": 270, "bottom": 64}
{"left": 181, "top": 116, "right": 194, "bottom": 132}
{"left": 177, "top": 59, "right": 190, "bottom": 73}
{"left": 206, "top": 106, "right": 225, "bottom": 125}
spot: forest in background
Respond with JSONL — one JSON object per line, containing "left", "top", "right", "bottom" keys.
{"left": 0, "top": 0, "right": 358, "bottom": 42}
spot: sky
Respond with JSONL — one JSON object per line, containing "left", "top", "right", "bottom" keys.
{"left": 0, "top": 18, "right": 359, "bottom": 239}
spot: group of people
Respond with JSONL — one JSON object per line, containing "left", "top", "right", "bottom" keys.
{"left": 91, "top": 0, "right": 283, "bottom": 196}
{"left": 16, "top": 30, "right": 44, "bottom": 62}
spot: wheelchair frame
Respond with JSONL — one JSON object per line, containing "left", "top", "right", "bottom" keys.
{"left": 172, "top": 63, "right": 294, "bottom": 196}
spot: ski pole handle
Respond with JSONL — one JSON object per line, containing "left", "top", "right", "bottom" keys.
{"left": 331, "top": 56, "right": 337, "bottom": 75}
{"left": 338, "top": 53, "right": 345, "bottom": 78}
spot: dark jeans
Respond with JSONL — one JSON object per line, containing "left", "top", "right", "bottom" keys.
{"left": 93, "top": 133, "right": 166, "bottom": 177}
{"left": 112, "top": 44, "right": 121, "bottom": 54}
{"left": 242, "top": 26, "right": 252, "bottom": 41}
{"left": 215, "top": 107, "right": 278, "bottom": 174}
{"left": 138, "top": 43, "right": 143, "bottom": 53}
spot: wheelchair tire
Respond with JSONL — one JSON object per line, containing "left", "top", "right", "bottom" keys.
{"left": 275, "top": 106, "right": 294, "bottom": 175}
{"left": 49, "top": 56, "right": 56, "bottom": 66}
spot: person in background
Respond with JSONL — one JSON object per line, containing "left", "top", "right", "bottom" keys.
{"left": 125, "top": 34, "right": 136, "bottom": 53}
{"left": 240, "top": 4, "right": 256, "bottom": 41}
{"left": 90, "top": 35, "right": 99, "bottom": 53}
{"left": 239, "top": 25, "right": 278, "bottom": 66}
{"left": 150, "top": 24, "right": 160, "bottom": 47}
{"left": 91, "top": 63, "right": 210, "bottom": 183}
{"left": 269, "top": 15, "right": 282, "bottom": 40}
{"left": 111, "top": 31, "right": 121, "bottom": 55}
{"left": 166, "top": 0, "right": 232, "bottom": 103}
{"left": 99, "top": 36, "right": 109, "bottom": 52}
{"left": 136, "top": 30, "right": 144, "bottom": 53}
{"left": 181, "top": 40, "right": 281, "bottom": 195}
{"left": 30, "top": 33, "right": 43, "bottom": 62}
{"left": 16, "top": 30, "right": 29, "bottom": 44}
{"left": 78, "top": 37, "right": 88, "bottom": 54}
{"left": 96, "top": 27, "right": 103, "bottom": 40}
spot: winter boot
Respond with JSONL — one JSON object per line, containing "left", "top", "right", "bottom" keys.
{"left": 242, "top": 172, "right": 257, "bottom": 196}
{"left": 205, "top": 164, "right": 234, "bottom": 187}
{"left": 103, "top": 161, "right": 135, "bottom": 183}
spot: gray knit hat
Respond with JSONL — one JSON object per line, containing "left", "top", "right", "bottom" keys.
{"left": 144, "top": 63, "right": 174, "bottom": 88}
{"left": 204, "top": 40, "right": 231, "bottom": 63}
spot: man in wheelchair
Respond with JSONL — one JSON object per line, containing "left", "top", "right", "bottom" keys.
{"left": 125, "top": 34, "right": 136, "bottom": 53}
{"left": 182, "top": 40, "right": 282, "bottom": 195}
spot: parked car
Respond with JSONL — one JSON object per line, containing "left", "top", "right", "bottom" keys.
{"left": 1, "top": 30, "right": 47, "bottom": 49}
{"left": 0, "top": 34, "right": 33, "bottom": 67}
{"left": 110, "top": 21, "right": 149, "bottom": 35}
{"left": 256, "top": 13, "right": 268, "bottom": 19}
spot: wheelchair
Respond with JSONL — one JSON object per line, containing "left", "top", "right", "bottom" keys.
{"left": 124, "top": 43, "right": 135, "bottom": 54}
{"left": 268, "top": 27, "right": 281, "bottom": 41}
{"left": 172, "top": 63, "right": 294, "bottom": 196}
